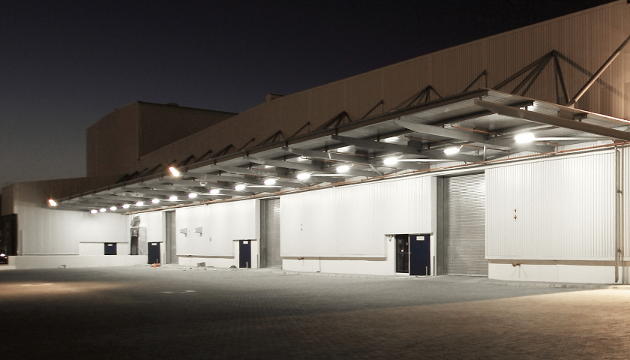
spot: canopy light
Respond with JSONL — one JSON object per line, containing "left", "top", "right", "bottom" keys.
{"left": 336, "top": 165, "right": 350, "bottom": 173}
{"left": 235, "top": 184, "right": 247, "bottom": 191}
{"left": 188, "top": 193, "right": 198, "bottom": 198}
{"left": 209, "top": 189, "right": 221, "bottom": 195}
{"left": 168, "top": 166, "right": 181, "bottom": 177}
{"left": 169, "top": 196, "right": 178, "bottom": 201}
{"left": 383, "top": 156, "right": 399, "bottom": 166}
{"left": 297, "top": 156, "right": 308, "bottom": 162}
{"left": 122, "top": 204, "right": 130, "bottom": 209}
{"left": 443, "top": 146, "right": 461, "bottom": 155}
{"left": 337, "top": 146, "right": 352, "bottom": 153}
{"left": 515, "top": 132, "right": 535, "bottom": 144}
{"left": 264, "top": 178, "right": 277, "bottom": 185}
{"left": 90, "top": 209, "right": 98, "bottom": 214}
{"left": 151, "top": 198, "right": 160, "bottom": 204}
{"left": 264, "top": 165, "right": 274, "bottom": 169}
{"left": 109, "top": 206, "right": 117, "bottom": 211}
{"left": 99, "top": 208, "right": 107, "bottom": 213}
{"left": 383, "top": 136, "right": 399, "bottom": 143}
{"left": 135, "top": 201, "right": 144, "bottom": 206}
{"left": 296, "top": 172, "right": 311, "bottom": 180}
{"left": 48, "top": 199, "right": 57, "bottom": 207}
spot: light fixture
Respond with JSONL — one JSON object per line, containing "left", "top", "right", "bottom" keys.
{"left": 297, "top": 156, "right": 308, "bottom": 162}
{"left": 122, "top": 204, "right": 130, "bottom": 209}
{"left": 443, "top": 146, "right": 461, "bottom": 155}
{"left": 515, "top": 132, "right": 535, "bottom": 144}
{"left": 264, "top": 165, "right": 274, "bottom": 169}
{"left": 109, "top": 206, "right": 117, "bottom": 211}
{"left": 296, "top": 172, "right": 311, "bottom": 180}
{"left": 168, "top": 166, "right": 181, "bottom": 177}
{"left": 90, "top": 209, "right": 98, "bottom": 214}
{"left": 151, "top": 198, "right": 160, "bottom": 204}
{"left": 209, "top": 189, "right": 221, "bottom": 195}
{"left": 383, "top": 136, "right": 399, "bottom": 143}
{"left": 188, "top": 193, "right": 198, "bottom": 198}
{"left": 264, "top": 178, "right": 277, "bottom": 185}
{"left": 99, "top": 208, "right": 107, "bottom": 212}
{"left": 48, "top": 199, "right": 57, "bottom": 207}
{"left": 336, "top": 165, "right": 350, "bottom": 173}
{"left": 383, "top": 156, "right": 399, "bottom": 166}
{"left": 337, "top": 146, "right": 351, "bottom": 153}
{"left": 169, "top": 196, "right": 178, "bottom": 201}
{"left": 235, "top": 184, "right": 247, "bottom": 191}
{"left": 135, "top": 201, "right": 144, "bottom": 206}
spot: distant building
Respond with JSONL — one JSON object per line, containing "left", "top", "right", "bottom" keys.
{"left": 2, "top": 1, "right": 630, "bottom": 283}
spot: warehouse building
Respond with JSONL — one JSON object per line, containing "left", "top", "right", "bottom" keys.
{"left": 2, "top": 1, "right": 630, "bottom": 284}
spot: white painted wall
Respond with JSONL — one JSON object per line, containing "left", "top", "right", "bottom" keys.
{"left": 79, "top": 242, "right": 130, "bottom": 256}
{"left": 175, "top": 200, "right": 260, "bottom": 260}
{"left": 488, "top": 263, "right": 615, "bottom": 284}
{"left": 9, "top": 255, "right": 147, "bottom": 269}
{"left": 281, "top": 176, "right": 435, "bottom": 258}
{"left": 138, "top": 212, "right": 164, "bottom": 243}
{"left": 486, "top": 151, "right": 615, "bottom": 261}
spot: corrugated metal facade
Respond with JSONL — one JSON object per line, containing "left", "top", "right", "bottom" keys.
{"left": 260, "top": 199, "right": 282, "bottom": 268}
{"left": 134, "top": 2, "right": 630, "bottom": 174}
{"left": 175, "top": 200, "right": 259, "bottom": 257}
{"left": 281, "top": 176, "right": 435, "bottom": 257}
{"left": 443, "top": 174, "right": 487, "bottom": 275}
{"left": 486, "top": 151, "right": 616, "bottom": 260}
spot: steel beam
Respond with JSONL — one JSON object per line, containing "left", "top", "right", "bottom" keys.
{"left": 331, "top": 135, "right": 421, "bottom": 155}
{"left": 417, "top": 150, "right": 483, "bottom": 163}
{"left": 393, "top": 119, "right": 487, "bottom": 143}
{"left": 474, "top": 99, "right": 630, "bottom": 141}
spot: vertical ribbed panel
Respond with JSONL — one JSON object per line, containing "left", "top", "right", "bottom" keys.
{"left": 443, "top": 174, "right": 487, "bottom": 275}
{"left": 260, "top": 199, "right": 281, "bottom": 268}
{"left": 623, "top": 147, "right": 630, "bottom": 258}
{"left": 175, "top": 200, "right": 259, "bottom": 257}
{"left": 281, "top": 176, "right": 434, "bottom": 257}
{"left": 486, "top": 151, "right": 615, "bottom": 260}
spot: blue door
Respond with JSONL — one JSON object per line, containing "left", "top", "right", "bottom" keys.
{"left": 409, "top": 234, "right": 430, "bottom": 276}
{"left": 148, "top": 242, "right": 161, "bottom": 264}
{"left": 239, "top": 240, "right": 251, "bottom": 268}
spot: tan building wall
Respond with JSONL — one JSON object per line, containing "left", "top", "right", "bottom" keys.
{"left": 87, "top": 102, "right": 236, "bottom": 177}
{"left": 134, "top": 1, "right": 630, "bottom": 175}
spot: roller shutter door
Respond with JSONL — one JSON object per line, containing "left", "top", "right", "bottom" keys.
{"left": 260, "top": 199, "right": 282, "bottom": 268}
{"left": 443, "top": 173, "right": 487, "bottom": 275}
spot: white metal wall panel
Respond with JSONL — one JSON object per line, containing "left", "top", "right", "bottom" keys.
{"left": 138, "top": 212, "right": 163, "bottom": 243}
{"left": 260, "top": 199, "right": 282, "bottom": 268}
{"left": 175, "top": 200, "right": 259, "bottom": 257}
{"left": 486, "top": 151, "right": 615, "bottom": 260}
{"left": 281, "top": 176, "right": 435, "bottom": 257}
{"left": 623, "top": 146, "right": 630, "bottom": 258}
{"left": 443, "top": 173, "right": 487, "bottom": 275}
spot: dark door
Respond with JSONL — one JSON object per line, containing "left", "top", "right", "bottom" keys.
{"left": 410, "top": 234, "right": 431, "bottom": 276}
{"left": 395, "top": 235, "right": 409, "bottom": 273}
{"left": 130, "top": 228, "right": 138, "bottom": 255}
{"left": 104, "top": 243, "right": 117, "bottom": 255}
{"left": 148, "top": 242, "right": 161, "bottom": 264}
{"left": 239, "top": 240, "right": 251, "bottom": 268}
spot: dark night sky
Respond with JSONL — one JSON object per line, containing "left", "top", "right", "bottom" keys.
{"left": 0, "top": 0, "right": 614, "bottom": 190}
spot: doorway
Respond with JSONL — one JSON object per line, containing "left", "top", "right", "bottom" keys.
{"left": 239, "top": 240, "right": 251, "bottom": 268}
{"left": 148, "top": 242, "right": 161, "bottom": 264}
{"left": 395, "top": 234, "right": 431, "bottom": 275}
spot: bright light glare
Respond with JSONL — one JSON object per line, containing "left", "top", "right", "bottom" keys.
{"left": 90, "top": 209, "right": 98, "bottom": 214}
{"left": 109, "top": 206, "right": 117, "bottom": 211}
{"left": 168, "top": 166, "right": 181, "bottom": 177}
{"left": 188, "top": 193, "right": 198, "bottom": 198}
{"left": 122, "top": 204, "right": 130, "bottom": 209}
{"left": 336, "top": 165, "right": 350, "bottom": 173}
{"left": 99, "top": 208, "right": 107, "bottom": 212}
{"left": 297, "top": 156, "right": 308, "bottom": 162}
{"left": 515, "top": 132, "right": 535, "bottom": 144}
{"left": 235, "top": 184, "right": 247, "bottom": 191}
{"left": 383, "top": 156, "right": 399, "bottom": 166}
{"left": 135, "top": 201, "right": 144, "bottom": 206}
{"left": 151, "top": 198, "right": 160, "bottom": 204}
{"left": 383, "top": 136, "right": 399, "bottom": 143}
{"left": 443, "top": 146, "right": 461, "bottom": 155}
{"left": 264, "top": 178, "right": 277, "bottom": 185}
{"left": 337, "top": 146, "right": 351, "bottom": 153}
{"left": 296, "top": 172, "right": 311, "bottom": 180}
{"left": 209, "top": 189, "right": 221, "bottom": 195}
{"left": 48, "top": 199, "right": 57, "bottom": 207}
{"left": 169, "top": 196, "right": 178, "bottom": 201}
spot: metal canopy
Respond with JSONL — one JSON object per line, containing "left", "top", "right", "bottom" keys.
{"left": 54, "top": 89, "right": 630, "bottom": 213}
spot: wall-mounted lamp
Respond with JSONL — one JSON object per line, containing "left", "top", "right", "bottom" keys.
{"left": 169, "top": 166, "right": 181, "bottom": 177}
{"left": 194, "top": 227, "right": 203, "bottom": 236}
{"left": 180, "top": 228, "right": 188, "bottom": 237}
{"left": 48, "top": 199, "right": 57, "bottom": 207}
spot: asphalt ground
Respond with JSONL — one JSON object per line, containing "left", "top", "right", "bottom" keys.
{"left": 1, "top": 266, "right": 629, "bottom": 359}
